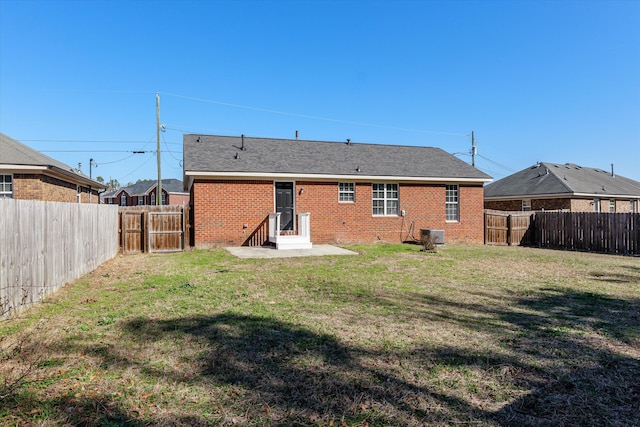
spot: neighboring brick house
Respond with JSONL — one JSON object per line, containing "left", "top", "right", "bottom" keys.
{"left": 183, "top": 134, "right": 492, "bottom": 248}
{"left": 0, "top": 133, "right": 105, "bottom": 203}
{"left": 102, "top": 179, "right": 189, "bottom": 206}
{"left": 484, "top": 162, "right": 640, "bottom": 213}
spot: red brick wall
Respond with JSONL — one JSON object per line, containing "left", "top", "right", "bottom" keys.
{"left": 485, "top": 198, "right": 608, "bottom": 212}
{"left": 192, "top": 180, "right": 273, "bottom": 246}
{"left": 192, "top": 179, "right": 485, "bottom": 247}
{"left": 168, "top": 193, "right": 190, "bottom": 205}
{"left": 13, "top": 174, "right": 100, "bottom": 203}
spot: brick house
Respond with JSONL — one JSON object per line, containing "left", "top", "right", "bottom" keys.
{"left": 102, "top": 179, "right": 189, "bottom": 206}
{"left": 484, "top": 162, "right": 640, "bottom": 213}
{"left": 0, "top": 133, "right": 105, "bottom": 203}
{"left": 184, "top": 134, "right": 492, "bottom": 248}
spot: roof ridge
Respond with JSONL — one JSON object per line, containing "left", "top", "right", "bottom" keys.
{"left": 193, "top": 134, "right": 439, "bottom": 150}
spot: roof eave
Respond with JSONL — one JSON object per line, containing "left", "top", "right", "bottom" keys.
{"left": 184, "top": 170, "right": 492, "bottom": 184}
{"left": 48, "top": 165, "right": 107, "bottom": 189}
{"left": 0, "top": 163, "right": 106, "bottom": 189}
{"left": 485, "top": 192, "right": 640, "bottom": 200}
{"left": 0, "top": 164, "right": 48, "bottom": 172}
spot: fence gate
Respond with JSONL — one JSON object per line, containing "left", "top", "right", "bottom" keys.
{"left": 148, "top": 210, "right": 185, "bottom": 253}
{"left": 119, "top": 206, "right": 188, "bottom": 254}
{"left": 485, "top": 210, "right": 509, "bottom": 245}
{"left": 484, "top": 210, "right": 535, "bottom": 246}
{"left": 121, "top": 210, "right": 144, "bottom": 254}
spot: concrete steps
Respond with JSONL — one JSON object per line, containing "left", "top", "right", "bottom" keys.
{"left": 274, "top": 235, "right": 313, "bottom": 250}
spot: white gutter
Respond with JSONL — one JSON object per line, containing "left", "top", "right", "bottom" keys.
{"left": 0, "top": 164, "right": 47, "bottom": 171}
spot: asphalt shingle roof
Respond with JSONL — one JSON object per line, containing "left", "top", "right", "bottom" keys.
{"left": 1, "top": 132, "right": 82, "bottom": 173}
{"left": 1, "top": 132, "right": 105, "bottom": 188}
{"left": 109, "top": 179, "right": 186, "bottom": 197}
{"left": 183, "top": 134, "right": 491, "bottom": 180}
{"left": 484, "top": 162, "right": 640, "bottom": 198}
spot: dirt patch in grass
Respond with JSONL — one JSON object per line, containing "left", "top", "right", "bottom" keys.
{"left": 1, "top": 244, "right": 639, "bottom": 426}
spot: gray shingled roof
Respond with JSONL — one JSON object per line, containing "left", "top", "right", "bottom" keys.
{"left": 183, "top": 134, "right": 491, "bottom": 181}
{"left": 2, "top": 132, "right": 83, "bottom": 172}
{"left": 0, "top": 132, "right": 105, "bottom": 188}
{"left": 104, "top": 179, "right": 186, "bottom": 198}
{"left": 123, "top": 179, "right": 186, "bottom": 196}
{"left": 101, "top": 189, "right": 119, "bottom": 198}
{"left": 484, "top": 162, "right": 640, "bottom": 198}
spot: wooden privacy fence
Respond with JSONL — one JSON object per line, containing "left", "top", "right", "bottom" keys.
{"left": 119, "top": 205, "right": 190, "bottom": 254}
{"left": 536, "top": 211, "right": 639, "bottom": 255}
{"left": 0, "top": 199, "right": 119, "bottom": 319}
{"left": 485, "top": 209, "right": 640, "bottom": 255}
{"left": 484, "top": 210, "right": 535, "bottom": 246}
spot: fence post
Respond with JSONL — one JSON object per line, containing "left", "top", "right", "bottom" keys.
{"left": 120, "top": 211, "right": 126, "bottom": 255}
{"left": 143, "top": 210, "right": 149, "bottom": 253}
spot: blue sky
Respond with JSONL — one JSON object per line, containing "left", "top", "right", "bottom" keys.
{"left": 1, "top": 0, "right": 639, "bottom": 185}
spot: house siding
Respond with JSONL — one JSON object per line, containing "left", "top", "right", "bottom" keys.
{"left": 191, "top": 179, "right": 485, "bottom": 247}
{"left": 12, "top": 173, "right": 100, "bottom": 204}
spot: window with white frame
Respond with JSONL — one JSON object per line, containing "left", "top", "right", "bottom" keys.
{"left": 372, "top": 183, "right": 398, "bottom": 216}
{"left": 0, "top": 174, "right": 13, "bottom": 198}
{"left": 609, "top": 200, "right": 615, "bottom": 213}
{"left": 522, "top": 199, "right": 532, "bottom": 211}
{"left": 138, "top": 196, "right": 145, "bottom": 205}
{"left": 150, "top": 192, "right": 156, "bottom": 205}
{"left": 593, "top": 198, "right": 600, "bottom": 213}
{"left": 446, "top": 185, "right": 459, "bottom": 222}
{"left": 339, "top": 182, "right": 355, "bottom": 202}
{"left": 631, "top": 200, "right": 636, "bottom": 213}
{"left": 162, "top": 192, "right": 167, "bottom": 205}
{"left": 120, "top": 193, "right": 127, "bottom": 206}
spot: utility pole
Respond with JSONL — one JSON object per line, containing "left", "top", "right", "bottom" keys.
{"left": 89, "top": 158, "right": 97, "bottom": 179}
{"left": 471, "top": 131, "right": 477, "bottom": 167}
{"left": 156, "top": 92, "right": 162, "bottom": 205}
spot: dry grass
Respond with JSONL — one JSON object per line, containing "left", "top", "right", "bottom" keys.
{"left": 1, "top": 244, "right": 639, "bottom": 426}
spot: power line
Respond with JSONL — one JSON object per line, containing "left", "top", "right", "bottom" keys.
{"left": 162, "top": 131, "right": 182, "bottom": 162}
{"left": 159, "top": 91, "right": 468, "bottom": 137}
{"left": 116, "top": 152, "right": 156, "bottom": 182}
{"left": 40, "top": 150, "right": 154, "bottom": 153}
{"left": 164, "top": 125, "right": 237, "bottom": 135}
{"left": 21, "top": 139, "right": 181, "bottom": 146}
{"left": 477, "top": 154, "right": 516, "bottom": 173}
{"left": 93, "top": 154, "right": 138, "bottom": 165}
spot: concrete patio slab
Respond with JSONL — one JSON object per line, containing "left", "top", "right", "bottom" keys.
{"left": 225, "top": 244, "right": 358, "bottom": 259}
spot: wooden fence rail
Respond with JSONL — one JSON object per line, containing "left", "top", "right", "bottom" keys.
{"left": 0, "top": 199, "right": 119, "bottom": 319}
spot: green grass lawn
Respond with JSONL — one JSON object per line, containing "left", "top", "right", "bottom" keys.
{"left": 1, "top": 244, "right": 639, "bottom": 426}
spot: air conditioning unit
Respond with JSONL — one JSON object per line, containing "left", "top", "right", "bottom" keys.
{"left": 420, "top": 229, "right": 445, "bottom": 245}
